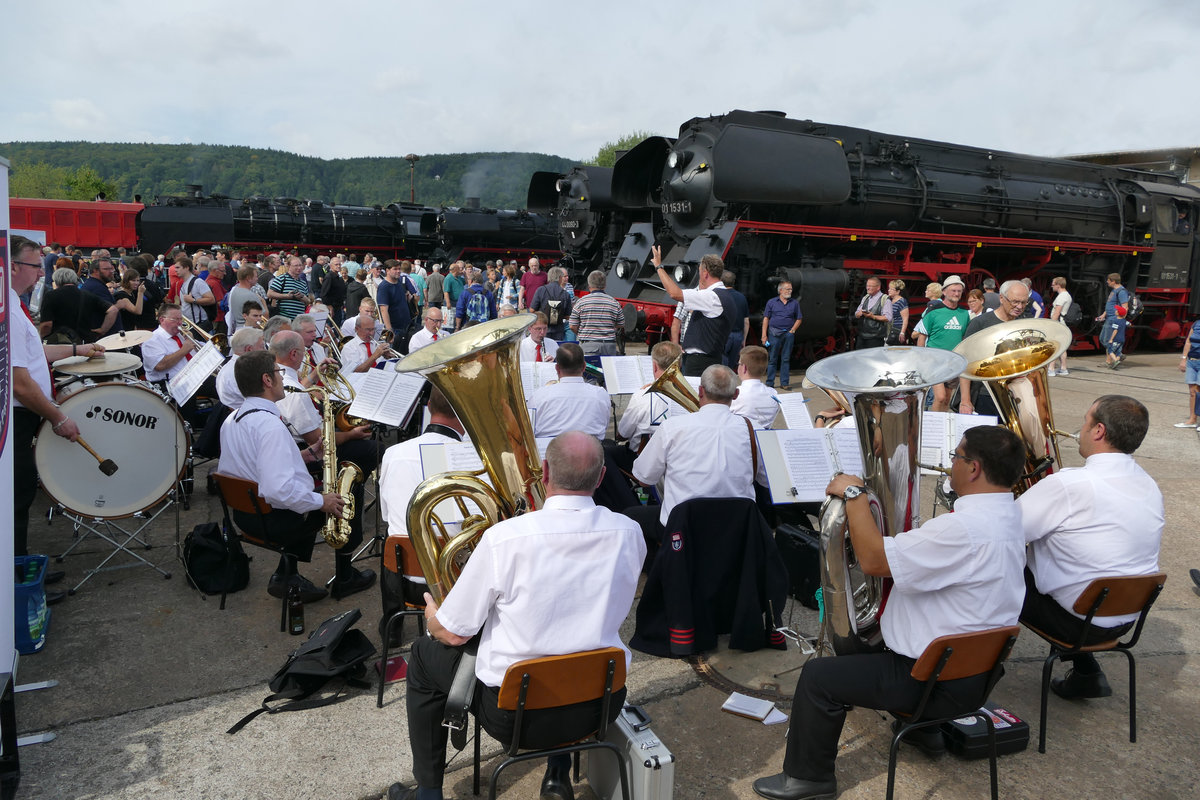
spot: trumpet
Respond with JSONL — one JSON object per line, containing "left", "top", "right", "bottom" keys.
{"left": 180, "top": 316, "right": 229, "bottom": 356}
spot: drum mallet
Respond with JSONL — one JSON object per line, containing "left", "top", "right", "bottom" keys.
{"left": 75, "top": 436, "right": 119, "bottom": 475}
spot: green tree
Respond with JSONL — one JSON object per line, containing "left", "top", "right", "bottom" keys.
{"left": 9, "top": 161, "right": 71, "bottom": 198}
{"left": 65, "top": 165, "right": 118, "bottom": 201}
{"left": 587, "top": 131, "right": 656, "bottom": 167}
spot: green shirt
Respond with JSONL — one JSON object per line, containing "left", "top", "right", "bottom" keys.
{"left": 921, "top": 305, "right": 970, "bottom": 351}
{"left": 443, "top": 274, "right": 464, "bottom": 304}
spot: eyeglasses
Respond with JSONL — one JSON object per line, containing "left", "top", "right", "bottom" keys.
{"left": 12, "top": 260, "right": 42, "bottom": 270}
{"left": 949, "top": 451, "right": 975, "bottom": 465}
{"left": 1002, "top": 296, "right": 1029, "bottom": 307}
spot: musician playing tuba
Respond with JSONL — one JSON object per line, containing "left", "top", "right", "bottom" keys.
{"left": 752, "top": 426, "right": 1027, "bottom": 800}
{"left": 269, "top": 332, "right": 381, "bottom": 599}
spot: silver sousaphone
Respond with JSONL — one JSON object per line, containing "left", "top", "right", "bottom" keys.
{"left": 805, "top": 346, "right": 966, "bottom": 655}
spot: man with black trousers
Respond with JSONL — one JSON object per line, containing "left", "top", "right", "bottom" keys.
{"left": 753, "top": 425, "right": 1027, "bottom": 800}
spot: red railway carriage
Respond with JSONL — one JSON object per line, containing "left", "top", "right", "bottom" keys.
{"left": 9, "top": 197, "right": 142, "bottom": 251}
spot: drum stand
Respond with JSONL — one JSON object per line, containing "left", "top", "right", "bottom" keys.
{"left": 54, "top": 495, "right": 176, "bottom": 594}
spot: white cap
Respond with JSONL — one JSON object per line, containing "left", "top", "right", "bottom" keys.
{"left": 942, "top": 275, "right": 966, "bottom": 288}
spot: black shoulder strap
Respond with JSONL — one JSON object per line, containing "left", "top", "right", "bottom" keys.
{"left": 234, "top": 407, "right": 270, "bottom": 423}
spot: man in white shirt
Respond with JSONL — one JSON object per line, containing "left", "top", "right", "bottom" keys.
{"left": 730, "top": 345, "right": 780, "bottom": 429}
{"left": 142, "top": 303, "right": 198, "bottom": 383}
{"left": 1018, "top": 395, "right": 1162, "bottom": 699}
{"left": 407, "top": 307, "right": 447, "bottom": 353}
{"left": 651, "top": 245, "right": 735, "bottom": 377}
{"left": 631, "top": 365, "right": 765, "bottom": 542}
{"left": 293, "top": 313, "right": 329, "bottom": 387}
{"left": 754, "top": 426, "right": 1027, "bottom": 800}
{"left": 518, "top": 312, "right": 559, "bottom": 362}
{"left": 217, "top": 350, "right": 345, "bottom": 603}
{"left": 613, "top": 341, "right": 687, "bottom": 473}
{"left": 340, "top": 314, "right": 396, "bottom": 375}
{"left": 340, "top": 298, "right": 385, "bottom": 340}
{"left": 215, "top": 327, "right": 265, "bottom": 410}
{"left": 397, "top": 432, "right": 645, "bottom": 800}
{"left": 527, "top": 343, "right": 611, "bottom": 439}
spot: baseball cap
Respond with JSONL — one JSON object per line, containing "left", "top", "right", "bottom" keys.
{"left": 942, "top": 275, "right": 966, "bottom": 289}
{"left": 1115, "top": 305, "right": 1127, "bottom": 317}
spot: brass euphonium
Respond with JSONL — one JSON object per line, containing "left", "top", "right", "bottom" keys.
{"left": 954, "top": 318, "right": 1072, "bottom": 493}
{"left": 806, "top": 346, "right": 967, "bottom": 655}
{"left": 646, "top": 356, "right": 700, "bottom": 412}
{"left": 396, "top": 315, "right": 545, "bottom": 603}
{"left": 285, "top": 364, "right": 363, "bottom": 548}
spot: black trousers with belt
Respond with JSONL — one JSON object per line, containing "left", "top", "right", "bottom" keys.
{"left": 1019, "top": 567, "right": 1132, "bottom": 673}
{"left": 13, "top": 408, "right": 41, "bottom": 557}
{"left": 783, "top": 650, "right": 990, "bottom": 782}
{"left": 406, "top": 635, "right": 625, "bottom": 790}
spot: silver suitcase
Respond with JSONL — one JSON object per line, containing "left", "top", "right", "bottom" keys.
{"left": 587, "top": 705, "right": 675, "bottom": 800}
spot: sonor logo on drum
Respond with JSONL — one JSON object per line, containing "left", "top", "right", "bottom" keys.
{"left": 86, "top": 405, "right": 159, "bottom": 430}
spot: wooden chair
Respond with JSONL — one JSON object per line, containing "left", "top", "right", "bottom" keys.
{"left": 888, "top": 626, "right": 1021, "bottom": 800}
{"left": 473, "top": 647, "right": 631, "bottom": 800}
{"left": 377, "top": 534, "right": 427, "bottom": 708}
{"left": 1023, "top": 573, "right": 1167, "bottom": 753}
{"left": 211, "top": 473, "right": 293, "bottom": 632}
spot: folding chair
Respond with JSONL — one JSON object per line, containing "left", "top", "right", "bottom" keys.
{"left": 888, "top": 626, "right": 1021, "bottom": 800}
{"left": 1023, "top": 572, "right": 1167, "bottom": 753}
{"left": 377, "top": 534, "right": 427, "bottom": 707}
{"left": 211, "top": 473, "right": 294, "bottom": 632}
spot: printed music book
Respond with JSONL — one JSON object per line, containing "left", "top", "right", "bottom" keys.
{"left": 519, "top": 361, "right": 558, "bottom": 397}
{"left": 344, "top": 370, "right": 425, "bottom": 427}
{"left": 722, "top": 692, "right": 788, "bottom": 725}
{"left": 775, "top": 394, "right": 816, "bottom": 430}
{"left": 169, "top": 341, "right": 225, "bottom": 405}
{"left": 919, "top": 411, "right": 998, "bottom": 475}
{"left": 599, "top": 355, "right": 701, "bottom": 396}
{"left": 755, "top": 428, "right": 866, "bottom": 504}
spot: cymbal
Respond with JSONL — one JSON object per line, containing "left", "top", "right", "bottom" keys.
{"left": 96, "top": 329, "right": 153, "bottom": 349}
{"left": 54, "top": 352, "right": 142, "bottom": 376}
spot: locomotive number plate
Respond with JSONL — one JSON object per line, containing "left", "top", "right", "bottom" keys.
{"left": 661, "top": 201, "right": 692, "bottom": 214}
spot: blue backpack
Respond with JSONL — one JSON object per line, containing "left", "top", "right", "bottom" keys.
{"left": 465, "top": 287, "right": 490, "bottom": 324}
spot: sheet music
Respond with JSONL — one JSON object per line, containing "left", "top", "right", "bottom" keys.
{"left": 600, "top": 356, "right": 654, "bottom": 395}
{"left": 309, "top": 309, "right": 329, "bottom": 332}
{"left": 757, "top": 430, "right": 834, "bottom": 504}
{"left": 520, "top": 362, "right": 558, "bottom": 397}
{"left": 919, "top": 411, "right": 998, "bottom": 474}
{"left": 168, "top": 342, "right": 225, "bottom": 405}
{"left": 776, "top": 394, "right": 814, "bottom": 429}
{"left": 346, "top": 371, "right": 426, "bottom": 427}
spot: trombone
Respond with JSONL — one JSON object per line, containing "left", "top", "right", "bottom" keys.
{"left": 180, "top": 316, "right": 229, "bottom": 356}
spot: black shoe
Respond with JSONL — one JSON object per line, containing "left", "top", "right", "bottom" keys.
{"left": 330, "top": 568, "right": 377, "bottom": 600}
{"left": 1051, "top": 669, "right": 1112, "bottom": 699}
{"left": 892, "top": 719, "right": 946, "bottom": 758}
{"left": 267, "top": 573, "right": 328, "bottom": 603}
{"left": 540, "top": 763, "right": 574, "bottom": 800}
{"left": 752, "top": 772, "right": 837, "bottom": 800}
{"left": 45, "top": 590, "right": 67, "bottom": 606}
{"left": 1190, "top": 568, "right": 1200, "bottom": 590}
{"left": 386, "top": 784, "right": 416, "bottom": 800}
{"left": 44, "top": 570, "right": 65, "bottom": 585}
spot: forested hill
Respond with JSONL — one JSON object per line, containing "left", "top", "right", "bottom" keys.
{"left": 1, "top": 141, "right": 576, "bottom": 209}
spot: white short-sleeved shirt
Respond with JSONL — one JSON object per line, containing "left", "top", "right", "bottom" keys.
{"left": 215, "top": 354, "right": 245, "bottom": 410}
{"left": 340, "top": 316, "right": 385, "bottom": 340}
{"left": 378, "top": 429, "right": 464, "bottom": 543}
{"left": 277, "top": 365, "right": 321, "bottom": 439}
{"left": 617, "top": 385, "right": 688, "bottom": 452}
{"left": 10, "top": 289, "right": 52, "bottom": 407}
{"left": 179, "top": 274, "right": 213, "bottom": 325}
{"left": 528, "top": 377, "right": 610, "bottom": 439}
{"left": 519, "top": 335, "right": 559, "bottom": 363}
{"left": 142, "top": 325, "right": 191, "bottom": 382}
{"left": 339, "top": 337, "right": 383, "bottom": 376}
{"left": 435, "top": 494, "right": 645, "bottom": 687}
{"left": 1051, "top": 291, "right": 1073, "bottom": 322}
{"left": 882, "top": 492, "right": 1026, "bottom": 659}
{"left": 633, "top": 403, "right": 765, "bottom": 525}
{"left": 217, "top": 396, "right": 322, "bottom": 513}
{"left": 679, "top": 285, "right": 725, "bottom": 318}
{"left": 1018, "top": 452, "right": 1162, "bottom": 624}
{"left": 730, "top": 379, "right": 780, "bottom": 429}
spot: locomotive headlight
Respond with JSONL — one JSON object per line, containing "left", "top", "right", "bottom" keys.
{"left": 667, "top": 151, "right": 680, "bottom": 169}
{"left": 556, "top": 179, "right": 570, "bottom": 195}
{"left": 673, "top": 264, "right": 692, "bottom": 283}
{"left": 667, "top": 150, "right": 693, "bottom": 170}
{"left": 615, "top": 259, "right": 630, "bottom": 280}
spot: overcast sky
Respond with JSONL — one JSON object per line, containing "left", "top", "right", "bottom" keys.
{"left": 4, "top": 0, "right": 1199, "bottom": 163}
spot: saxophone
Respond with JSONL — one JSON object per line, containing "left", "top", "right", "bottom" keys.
{"left": 287, "top": 364, "right": 363, "bottom": 548}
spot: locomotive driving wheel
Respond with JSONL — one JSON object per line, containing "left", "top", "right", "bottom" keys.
{"left": 801, "top": 323, "right": 850, "bottom": 367}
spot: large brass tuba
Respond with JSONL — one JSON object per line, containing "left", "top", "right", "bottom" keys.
{"left": 397, "top": 315, "right": 546, "bottom": 603}
{"left": 646, "top": 356, "right": 700, "bottom": 412}
{"left": 806, "top": 346, "right": 966, "bottom": 655}
{"left": 954, "top": 318, "right": 1072, "bottom": 493}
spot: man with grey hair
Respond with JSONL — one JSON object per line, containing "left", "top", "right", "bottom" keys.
{"left": 651, "top": 246, "right": 736, "bottom": 376}
{"left": 981, "top": 277, "right": 1002, "bottom": 310}
{"left": 957, "top": 279, "right": 1031, "bottom": 417}
{"left": 216, "top": 327, "right": 266, "bottom": 410}
{"left": 629, "top": 364, "right": 766, "bottom": 544}
{"left": 260, "top": 315, "right": 292, "bottom": 347}
{"left": 518, "top": 255, "right": 548, "bottom": 310}
{"left": 397, "top": 430, "right": 645, "bottom": 800}
{"left": 569, "top": 269, "right": 622, "bottom": 356}
{"left": 530, "top": 265, "right": 574, "bottom": 340}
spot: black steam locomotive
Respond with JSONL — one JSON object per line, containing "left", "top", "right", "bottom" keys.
{"left": 591, "top": 110, "right": 1199, "bottom": 352}
{"left": 136, "top": 187, "right": 560, "bottom": 266}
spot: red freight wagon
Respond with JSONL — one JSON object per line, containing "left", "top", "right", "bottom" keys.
{"left": 9, "top": 197, "right": 142, "bottom": 251}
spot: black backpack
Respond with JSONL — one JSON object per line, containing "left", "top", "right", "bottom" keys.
{"left": 228, "top": 609, "right": 377, "bottom": 733}
{"left": 1125, "top": 292, "right": 1144, "bottom": 321}
{"left": 182, "top": 522, "right": 250, "bottom": 595}
{"left": 1063, "top": 299, "right": 1083, "bottom": 326}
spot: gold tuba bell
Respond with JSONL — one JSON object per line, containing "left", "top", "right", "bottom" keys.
{"left": 646, "top": 356, "right": 700, "bottom": 412}
{"left": 805, "top": 346, "right": 967, "bottom": 655}
{"left": 396, "top": 315, "right": 546, "bottom": 603}
{"left": 954, "top": 318, "right": 1072, "bottom": 493}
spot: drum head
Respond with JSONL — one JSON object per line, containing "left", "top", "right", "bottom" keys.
{"left": 35, "top": 382, "right": 189, "bottom": 519}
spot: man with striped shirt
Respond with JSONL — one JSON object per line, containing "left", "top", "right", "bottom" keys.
{"left": 268, "top": 255, "right": 312, "bottom": 319}
{"left": 569, "top": 270, "right": 622, "bottom": 356}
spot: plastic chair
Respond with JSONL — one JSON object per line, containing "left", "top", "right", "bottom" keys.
{"left": 211, "top": 473, "right": 293, "bottom": 632}
{"left": 1023, "top": 572, "right": 1167, "bottom": 753}
{"left": 377, "top": 534, "right": 427, "bottom": 708}
{"left": 473, "top": 647, "right": 631, "bottom": 800}
{"left": 887, "top": 626, "right": 1021, "bottom": 800}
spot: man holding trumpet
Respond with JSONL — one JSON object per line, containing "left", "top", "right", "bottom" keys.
{"left": 339, "top": 314, "right": 396, "bottom": 375}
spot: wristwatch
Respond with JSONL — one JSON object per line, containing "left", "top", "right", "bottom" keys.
{"left": 842, "top": 484, "right": 867, "bottom": 501}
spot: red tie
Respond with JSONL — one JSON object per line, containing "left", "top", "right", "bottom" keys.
{"left": 173, "top": 335, "right": 193, "bottom": 361}
{"left": 433, "top": 331, "right": 438, "bottom": 341}
{"left": 366, "top": 341, "right": 373, "bottom": 360}
{"left": 535, "top": 343, "right": 543, "bottom": 362}
{"left": 307, "top": 347, "right": 316, "bottom": 368}
{"left": 20, "top": 300, "right": 33, "bottom": 322}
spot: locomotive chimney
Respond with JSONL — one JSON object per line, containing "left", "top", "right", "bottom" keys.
{"left": 466, "top": 197, "right": 481, "bottom": 209}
